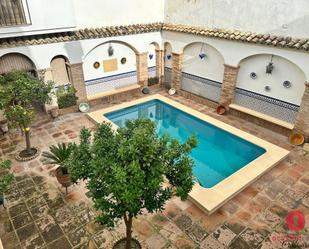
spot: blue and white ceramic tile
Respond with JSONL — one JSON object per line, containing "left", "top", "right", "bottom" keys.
{"left": 234, "top": 88, "right": 299, "bottom": 123}
{"left": 85, "top": 71, "right": 137, "bottom": 96}
{"left": 181, "top": 72, "right": 221, "bottom": 102}
{"left": 148, "top": 66, "right": 156, "bottom": 77}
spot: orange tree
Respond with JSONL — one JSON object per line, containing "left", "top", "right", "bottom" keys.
{"left": 67, "top": 119, "right": 197, "bottom": 249}
{"left": 0, "top": 71, "right": 53, "bottom": 158}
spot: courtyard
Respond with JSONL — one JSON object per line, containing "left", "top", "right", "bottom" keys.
{"left": 0, "top": 90, "right": 308, "bottom": 249}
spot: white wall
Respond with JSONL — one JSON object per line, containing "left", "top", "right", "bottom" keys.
{"left": 183, "top": 42, "right": 224, "bottom": 82}
{"left": 162, "top": 31, "right": 309, "bottom": 81}
{"left": 83, "top": 42, "right": 136, "bottom": 82}
{"left": 0, "top": 32, "right": 162, "bottom": 70}
{"left": 163, "top": 31, "right": 309, "bottom": 105}
{"left": 237, "top": 55, "right": 306, "bottom": 105}
{"left": 165, "top": 0, "right": 309, "bottom": 38}
{"left": 164, "top": 43, "right": 173, "bottom": 68}
{"left": 148, "top": 44, "right": 157, "bottom": 68}
{"left": 72, "top": 0, "right": 165, "bottom": 28}
{"left": 0, "top": 0, "right": 76, "bottom": 38}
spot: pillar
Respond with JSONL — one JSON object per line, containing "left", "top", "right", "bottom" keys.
{"left": 155, "top": 49, "right": 164, "bottom": 85}
{"left": 219, "top": 64, "right": 240, "bottom": 107}
{"left": 294, "top": 82, "right": 309, "bottom": 138}
{"left": 171, "top": 52, "right": 183, "bottom": 91}
{"left": 70, "top": 63, "right": 87, "bottom": 103}
{"left": 136, "top": 52, "right": 148, "bottom": 87}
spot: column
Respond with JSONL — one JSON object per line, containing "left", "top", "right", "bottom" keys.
{"left": 219, "top": 64, "right": 240, "bottom": 107}
{"left": 155, "top": 49, "right": 164, "bottom": 85}
{"left": 136, "top": 52, "right": 148, "bottom": 87}
{"left": 294, "top": 82, "right": 309, "bottom": 138}
{"left": 70, "top": 63, "right": 87, "bottom": 103}
{"left": 171, "top": 52, "right": 183, "bottom": 91}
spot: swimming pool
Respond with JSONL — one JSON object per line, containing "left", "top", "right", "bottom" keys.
{"left": 105, "top": 99, "right": 266, "bottom": 188}
{"left": 88, "top": 94, "right": 289, "bottom": 213}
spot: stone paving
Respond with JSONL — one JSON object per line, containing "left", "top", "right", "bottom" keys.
{"left": 0, "top": 89, "right": 308, "bottom": 249}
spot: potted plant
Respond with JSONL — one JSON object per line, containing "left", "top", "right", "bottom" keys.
{"left": 42, "top": 143, "right": 74, "bottom": 192}
{"left": 67, "top": 119, "right": 197, "bottom": 249}
{"left": 0, "top": 71, "right": 53, "bottom": 161}
{"left": 0, "top": 160, "right": 14, "bottom": 207}
{"left": 0, "top": 119, "right": 8, "bottom": 133}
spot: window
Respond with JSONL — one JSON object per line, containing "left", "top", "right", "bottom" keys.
{"left": 0, "top": 0, "right": 27, "bottom": 27}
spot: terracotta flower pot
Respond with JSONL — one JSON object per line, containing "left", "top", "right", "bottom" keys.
{"left": 289, "top": 133, "right": 305, "bottom": 146}
{"left": 0, "top": 120, "right": 9, "bottom": 133}
{"left": 50, "top": 108, "right": 59, "bottom": 118}
{"left": 56, "top": 167, "right": 71, "bottom": 188}
{"left": 216, "top": 105, "right": 226, "bottom": 115}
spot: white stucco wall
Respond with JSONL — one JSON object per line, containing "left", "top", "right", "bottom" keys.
{"left": 0, "top": 0, "right": 76, "bottom": 38}
{"left": 183, "top": 42, "right": 224, "bottom": 82}
{"left": 0, "top": 32, "right": 162, "bottom": 70}
{"left": 163, "top": 31, "right": 309, "bottom": 105}
{"left": 237, "top": 55, "right": 306, "bottom": 105}
{"left": 165, "top": 0, "right": 309, "bottom": 38}
{"left": 83, "top": 42, "right": 136, "bottom": 82}
{"left": 72, "top": 0, "right": 165, "bottom": 28}
{"left": 148, "top": 44, "right": 157, "bottom": 68}
{"left": 164, "top": 43, "right": 173, "bottom": 68}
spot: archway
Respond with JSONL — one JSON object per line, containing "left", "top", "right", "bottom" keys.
{"left": 83, "top": 41, "right": 138, "bottom": 97}
{"left": 235, "top": 54, "right": 306, "bottom": 123}
{"left": 0, "top": 53, "right": 36, "bottom": 76}
{"left": 50, "top": 55, "right": 72, "bottom": 87}
{"left": 181, "top": 42, "right": 225, "bottom": 103}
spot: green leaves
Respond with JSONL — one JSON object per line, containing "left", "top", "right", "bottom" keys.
{"left": 0, "top": 71, "right": 53, "bottom": 108}
{"left": 68, "top": 118, "right": 197, "bottom": 229}
{"left": 5, "top": 105, "right": 35, "bottom": 129}
{"left": 0, "top": 160, "right": 14, "bottom": 194}
{"left": 56, "top": 85, "right": 78, "bottom": 109}
{"left": 42, "top": 143, "right": 74, "bottom": 169}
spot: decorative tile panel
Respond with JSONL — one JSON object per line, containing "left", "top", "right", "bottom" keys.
{"left": 85, "top": 71, "right": 137, "bottom": 96}
{"left": 234, "top": 88, "right": 299, "bottom": 123}
{"left": 148, "top": 66, "right": 156, "bottom": 77}
{"left": 181, "top": 72, "right": 222, "bottom": 102}
{"left": 164, "top": 67, "right": 172, "bottom": 88}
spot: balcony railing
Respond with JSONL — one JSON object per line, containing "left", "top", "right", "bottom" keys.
{"left": 0, "top": 0, "right": 27, "bottom": 27}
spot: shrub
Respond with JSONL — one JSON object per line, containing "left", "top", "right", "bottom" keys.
{"left": 148, "top": 76, "right": 159, "bottom": 86}
{"left": 56, "top": 85, "right": 78, "bottom": 109}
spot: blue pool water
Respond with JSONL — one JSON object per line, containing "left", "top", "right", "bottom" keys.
{"left": 105, "top": 100, "right": 266, "bottom": 188}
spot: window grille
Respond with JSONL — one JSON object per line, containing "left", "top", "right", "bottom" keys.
{"left": 0, "top": 0, "right": 27, "bottom": 27}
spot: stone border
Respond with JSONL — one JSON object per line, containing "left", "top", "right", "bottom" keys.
{"left": 15, "top": 147, "right": 40, "bottom": 162}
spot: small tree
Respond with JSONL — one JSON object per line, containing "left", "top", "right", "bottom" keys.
{"left": 0, "top": 71, "right": 53, "bottom": 157}
{"left": 67, "top": 119, "right": 197, "bottom": 249}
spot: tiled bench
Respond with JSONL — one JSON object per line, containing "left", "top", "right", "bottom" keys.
{"left": 229, "top": 104, "right": 294, "bottom": 136}
{"left": 87, "top": 84, "right": 140, "bottom": 102}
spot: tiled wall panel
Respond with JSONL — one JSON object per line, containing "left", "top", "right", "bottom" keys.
{"left": 85, "top": 71, "right": 137, "bottom": 96}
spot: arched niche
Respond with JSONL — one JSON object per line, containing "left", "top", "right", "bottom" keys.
{"left": 163, "top": 42, "right": 173, "bottom": 89}
{"left": 0, "top": 53, "right": 37, "bottom": 76}
{"left": 148, "top": 43, "right": 158, "bottom": 78}
{"left": 50, "top": 55, "right": 72, "bottom": 86}
{"left": 82, "top": 40, "right": 138, "bottom": 96}
{"left": 237, "top": 54, "right": 306, "bottom": 106}
{"left": 164, "top": 42, "right": 173, "bottom": 68}
{"left": 182, "top": 42, "right": 225, "bottom": 82}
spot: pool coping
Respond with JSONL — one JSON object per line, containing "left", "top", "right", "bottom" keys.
{"left": 87, "top": 94, "right": 290, "bottom": 214}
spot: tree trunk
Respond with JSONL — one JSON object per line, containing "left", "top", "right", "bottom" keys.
{"left": 124, "top": 214, "right": 133, "bottom": 249}
{"left": 25, "top": 129, "right": 31, "bottom": 154}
